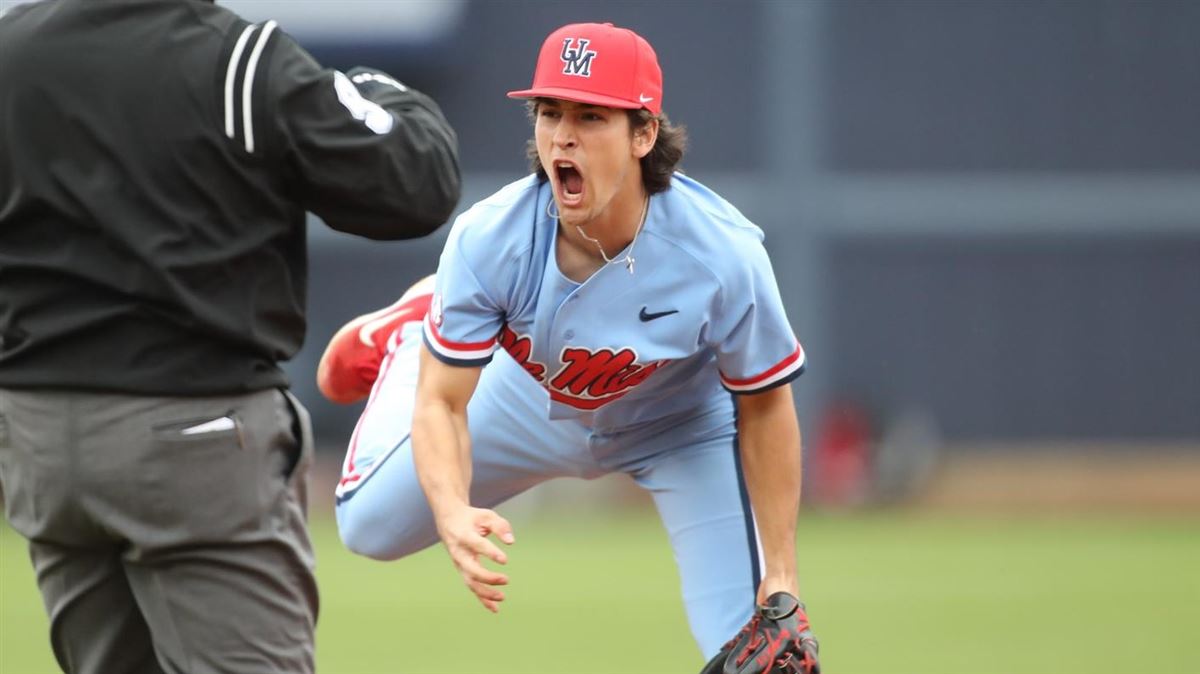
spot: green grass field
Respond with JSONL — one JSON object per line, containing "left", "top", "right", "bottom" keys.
{"left": 2, "top": 509, "right": 1197, "bottom": 673}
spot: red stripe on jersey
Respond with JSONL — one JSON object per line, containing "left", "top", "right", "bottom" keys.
{"left": 721, "top": 343, "right": 804, "bottom": 387}
{"left": 425, "top": 315, "right": 498, "bottom": 351}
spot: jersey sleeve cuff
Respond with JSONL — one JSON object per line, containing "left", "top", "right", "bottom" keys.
{"left": 720, "top": 342, "right": 807, "bottom": 395}
{"left": 422, "top": 316, "right": 496, "bottom": 367}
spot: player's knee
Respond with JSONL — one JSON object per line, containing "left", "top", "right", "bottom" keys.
{"left": 336, "top": 502, "right": 403, "bottom": 560}
{"left": 335, "top": 499, "right": 434, "bottom": 561}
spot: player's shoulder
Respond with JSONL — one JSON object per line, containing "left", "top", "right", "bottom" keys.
{"left": 447, "top": 175, "right": 542, "bottom": 249}
{"left": 652, "top": 173, "right": 770, "bottom": 276}
{"left": 466, "top": 173, "right": 543, "bottom": 215}
{"left": 659, "top": 173, "right": 765, "bottom": 247}
{"left": 442, "top": 174, "right": 544, "bottom": 271}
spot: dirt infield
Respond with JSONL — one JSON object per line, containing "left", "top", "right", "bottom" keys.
{"left": 911, "top": 444, "right": 1200, "bottom": 513}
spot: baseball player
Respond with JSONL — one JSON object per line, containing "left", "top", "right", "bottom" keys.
{"left": 323, "top": 22, "right": 820, "bottom": 673}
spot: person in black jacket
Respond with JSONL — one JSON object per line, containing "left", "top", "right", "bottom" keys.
{"left": 0, "top": 0, "right": 461, "bottom": 672}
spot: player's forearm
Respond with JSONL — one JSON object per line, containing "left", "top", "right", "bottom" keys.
{"left": 737, "top": 386, "right": 803, "bottom": 595}
{"left": 411, "top": 398, "right": 473, "bottom": 520}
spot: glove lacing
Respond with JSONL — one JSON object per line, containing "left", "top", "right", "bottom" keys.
{"left": 721, "top": 609, "right": 817, "bottom": 673}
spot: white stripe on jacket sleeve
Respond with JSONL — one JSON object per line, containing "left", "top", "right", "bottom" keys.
{"left": 222, "top": 24, "right": 257, "bottom": 139}
{"left": 240, "top": 20, "right": 278, "bottom": 153}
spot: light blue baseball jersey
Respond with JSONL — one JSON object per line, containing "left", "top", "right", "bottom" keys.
{"left": 422, "top": 172, "right": 805, "bottom": 430}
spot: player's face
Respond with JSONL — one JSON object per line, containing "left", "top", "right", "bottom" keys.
{"left": 535, "top": 99, "right": 651, "bottom": 228}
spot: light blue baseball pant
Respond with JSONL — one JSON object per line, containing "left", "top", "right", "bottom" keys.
{"left": 334, "top": 324, "right": 760, "bottom": 657}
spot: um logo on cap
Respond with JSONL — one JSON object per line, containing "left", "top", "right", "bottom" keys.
{"left": 560, "top": 38, "right": 597, "bottom": 77}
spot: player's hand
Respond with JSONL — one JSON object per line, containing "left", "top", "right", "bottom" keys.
{"left": 699, "top": 592, "right": 820, "bottom": 674}
{"left": 434, "top": 506, "right": 515, "bottom": 613}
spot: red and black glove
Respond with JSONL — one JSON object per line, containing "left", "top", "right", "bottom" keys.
{"left": 699, "top": 592, "right": 820, "bottom": 674}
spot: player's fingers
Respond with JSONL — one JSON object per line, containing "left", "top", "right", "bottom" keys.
{"left": 481, "top": 512, "right": 516, "bottom": 545}
{"left": 475, "top": 593, "right": 500, "bottom": 613}
{"left": 467, "top": 578, "right": 506, "bottom": 604}
{"left": 469, "top": 534, "right": 509, "bottom": 565}
{"left": 459, "top": 567, "right": 506, "bottom": 614}
{"left": 455, "top": 552, "right": 509, "bottom": 587}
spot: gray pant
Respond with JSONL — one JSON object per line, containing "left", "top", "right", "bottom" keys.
{"left": 0, "top": 387, "right": 318, "bottom": 674}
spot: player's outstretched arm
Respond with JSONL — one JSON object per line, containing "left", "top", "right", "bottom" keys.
{"left": 411, "top": 344, "right": 514, "bottom": 613}
{"left": 701, "top": 384, "right": 819, "bottom": 674}
{"left": 736, "top": 384, "right": 803, "bottom": 601}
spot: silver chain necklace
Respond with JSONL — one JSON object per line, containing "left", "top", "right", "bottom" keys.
{"left": 547, "top": 196, "right": 649, "bottom": 275}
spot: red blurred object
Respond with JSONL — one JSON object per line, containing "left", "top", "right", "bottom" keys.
{"left": 810, "top": 401, "right": 873, "bottom": 507}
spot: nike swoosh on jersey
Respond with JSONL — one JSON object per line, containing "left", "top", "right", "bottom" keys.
{"left": 639, "top": 307, "right": 678, "bottom": 322}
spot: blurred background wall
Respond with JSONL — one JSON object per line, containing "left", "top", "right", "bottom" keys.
{"left": 220, "top": 0, "right": 1198, "bottom": 503}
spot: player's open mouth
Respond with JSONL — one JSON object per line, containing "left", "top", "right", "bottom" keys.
{"left": 554, "top": 160, "right": 584, "bottom": 207}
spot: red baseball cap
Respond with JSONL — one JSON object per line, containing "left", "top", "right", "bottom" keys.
{"left": 507, "top": 22, "right": 663, "bottom": 116}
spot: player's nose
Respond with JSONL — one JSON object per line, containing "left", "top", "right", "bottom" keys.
{"left": 552, "top": 119, "right": 577, "bottom": 148}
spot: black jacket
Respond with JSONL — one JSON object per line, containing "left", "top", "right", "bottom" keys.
{"left": 0, "top": 0, "right": 461, "bottom": 394}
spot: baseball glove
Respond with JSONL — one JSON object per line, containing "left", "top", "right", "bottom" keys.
{"left": 699, "top": 592, "right": 820, "bottom": 674}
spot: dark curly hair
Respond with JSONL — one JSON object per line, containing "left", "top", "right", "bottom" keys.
{"left": 524, "top": 99, "right": 687, "bottom": 195}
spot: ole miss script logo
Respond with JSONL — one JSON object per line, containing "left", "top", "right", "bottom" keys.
{"left": 499, "top": 326, "right": 668, "bottom": 410}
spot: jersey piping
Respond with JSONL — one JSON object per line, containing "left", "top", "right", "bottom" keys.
{"left": 720, "top": 342, "right": 806, "bottom": 394}
{"left": 422, "top": 316, "right": 498, "bottom": 366}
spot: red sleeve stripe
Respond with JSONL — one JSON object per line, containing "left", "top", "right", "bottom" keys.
{"left": 423, "top": 315, "right": 498, "bottom": 361}
{"left": 720, "top": 343, "right": 806, "bottom": 392}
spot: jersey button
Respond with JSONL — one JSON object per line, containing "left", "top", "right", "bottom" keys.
{"left": 564, "top": 329, "right": 575, "bottom": 340}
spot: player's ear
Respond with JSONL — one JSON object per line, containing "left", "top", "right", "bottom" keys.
{"left": 632, "top": 117, "right": 658, "bottom": 160}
